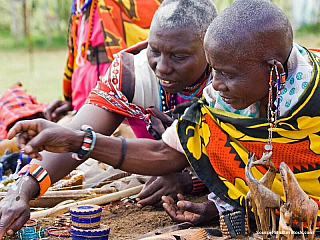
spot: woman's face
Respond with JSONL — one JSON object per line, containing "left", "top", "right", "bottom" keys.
{"left": 205, "top": 40, "right": 270, "bottom": 110}
{"left": 147, "top": 23, "right": 208, "bottom": 94}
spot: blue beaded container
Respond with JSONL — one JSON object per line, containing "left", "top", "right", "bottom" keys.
{"left": 69, "top": 204, "right": 102, "bottom": 229}
{"left": 71, "top": 225, "right": 110, "bottom": 240}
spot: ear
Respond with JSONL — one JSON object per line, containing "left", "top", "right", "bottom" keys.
{"left": 267, "top": 59, "right": 285, "bottom": 73}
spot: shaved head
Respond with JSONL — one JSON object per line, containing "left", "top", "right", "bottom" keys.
{"left": 205, "top": 0, "right": 293, "bottom": 62}
{"left": 151, "top": 0, "right": 218, "bottom": 42}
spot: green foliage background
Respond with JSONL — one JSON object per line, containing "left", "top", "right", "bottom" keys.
{"left": 0, "top": 0, "right": 319, "bottom": 103}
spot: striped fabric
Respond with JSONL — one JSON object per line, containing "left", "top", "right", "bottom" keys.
{"left": 0, "top": 84, "right": 48, "bottom": 140}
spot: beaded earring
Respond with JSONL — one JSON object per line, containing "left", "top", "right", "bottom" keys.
{"left": 265, "top": 60, "right": 286, "bottom": 152}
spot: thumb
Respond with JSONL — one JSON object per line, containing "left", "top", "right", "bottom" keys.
{"left": 23, "top": 130, "right": 50, "bottom": 154}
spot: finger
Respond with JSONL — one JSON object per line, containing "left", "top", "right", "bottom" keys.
{"left": 163, "top": 202, "right": 178, "bottom": 219}
{"left": 136, "top": 178, "right": 162, "bottom": 199}
{"left": 23, "top": 130, "right": 49, "bottom": 154}
{"left": 7, "top": 120, "right": 39, "bottom": 140}
{"left": 177, "top": 193, "right": 185, "bottom": 201}
{"left": 6, "top": 210, "right": 30, "bottom": 235}
{"left": 162, "top": 195, "right": 175, "bottom": 205}
{"left": 0, "top": 214, "right": 15, "bottom": 237}
{"left": 137, "top": 176, "right": 157, "bottom": 200}
{"left": 44, "top": 100, "right": 63, "bottom": 121}
{"left": 53, "top": 104, "right": 71, "bottom": 117}
{"left": 136, "top": 189, "right": 165, "bottom": 208}
{"left": 177, "top": 200, "right": 206, "bottom": 215}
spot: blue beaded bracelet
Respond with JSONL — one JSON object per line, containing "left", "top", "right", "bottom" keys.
{"left": 72, "top": 125, "right": 96, "bottom": 161}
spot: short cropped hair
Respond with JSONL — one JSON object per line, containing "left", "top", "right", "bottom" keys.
{"left": 152, "top": 0, "right": 218, "bottom": 41}
{"left": 205, "top": 0, "right": 293, "bottom": 60}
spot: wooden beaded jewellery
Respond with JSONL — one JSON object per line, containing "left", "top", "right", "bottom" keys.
{"left": 265, "top": 60, "right": 286, "bottom": 152}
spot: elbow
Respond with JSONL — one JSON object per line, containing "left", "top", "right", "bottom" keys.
{"left": 153, "top": 140, "right": 188, "bottom": 175}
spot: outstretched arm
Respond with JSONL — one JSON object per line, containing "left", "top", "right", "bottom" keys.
{"left": 7, "top": 108, "right": 188, "bottom": 176}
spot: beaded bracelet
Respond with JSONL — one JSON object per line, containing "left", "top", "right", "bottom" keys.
{"left": 72, "top": 125, "right": 97, "bottom": 161}
{"left": 113, "top": 136, "right": 127, "bottom": 169}
{"left": 19, "top": 163, "right": 52, "bottom": 199}
{"left": 23, "top": 218, "right": 38, "bottom": 228}
{"left": 17, "top": 225, "right": 45, "bottom": 240}
{"left": 46, "top": 227, "right": 71, "bottom": 238}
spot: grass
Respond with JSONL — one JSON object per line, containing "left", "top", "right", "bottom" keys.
{"left": 0, "top": 48, "right": 67, "bottom": 103}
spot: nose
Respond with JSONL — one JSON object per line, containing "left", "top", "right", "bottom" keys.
{"left": 212, "top": 72, "right": 228, "bottom": 92}
{"left": 156, "top": 55, "right": 172, "bottom": 75}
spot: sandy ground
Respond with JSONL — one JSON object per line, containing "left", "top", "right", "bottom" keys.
{"left": 5, "top": 193, "right": 320, "bottom": 240}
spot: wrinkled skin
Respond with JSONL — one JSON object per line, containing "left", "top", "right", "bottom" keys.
{"left": 44, "top": 100, "right": 73, "bottom": 122}
{"left": 0, "top": 180, "right": 33, "bottom": 237}
{"left": 147, "top": 22, "right": 207, "bottom": 94}
{"left": 7, "top": 119, "right": 83, "bottom": 160}
{"left": 162, "top": 194, "right": 219, "bottom": 225}
{"left": 136, "top": 172, "right": 193, "bottom": 208}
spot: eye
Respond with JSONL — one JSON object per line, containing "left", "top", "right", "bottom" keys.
{"left": 171, "top": 54, "right": 187, "bottom": 61}
{"left": 222, "top": 72, "right": 235, "bottom": 80}
{"left": 150, "top": 48, "right": 160, "bottom": 56}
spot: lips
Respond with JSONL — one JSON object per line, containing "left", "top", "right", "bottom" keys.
{"left": 220, "top": 95, "right": 237, "bottom": 104}
{"left": 158, "top": 77, "right": 177, "bottom": 89}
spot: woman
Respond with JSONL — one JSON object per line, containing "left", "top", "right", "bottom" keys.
{"left": 0, "top": 0, "right": 218, "bottom": 236}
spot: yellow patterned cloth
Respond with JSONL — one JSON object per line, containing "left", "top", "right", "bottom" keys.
{"left": 177, "top": 49, "right": 320, "bottom": 225}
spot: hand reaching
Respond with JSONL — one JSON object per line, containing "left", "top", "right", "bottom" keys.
{"left": 136, "top": 172, "right": 193, "bottom": 208}
{"left": 162, "top": 194, "right": 219, "bottom": 225}
{"left": 7, "top": 119, "right": 83, "bottom": 160}
{"left": 44, "top": 100, "right": 73, "bottom": 122}
{"left": 0, "top": 182, "right": 31, "bottom": 238}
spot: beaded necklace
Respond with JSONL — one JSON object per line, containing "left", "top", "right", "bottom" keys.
{"left": 159, "top": 85, "right": 176, "bottom": 112}
{"left": 264, "top": 64, "right": 286, "bottom": 152}
{"left": 72, "top": 0, "right": 97, "bottom": 66}
{"left": 159, "top": 65, "right": 211, "bottom": 112}
{"left": 178, "top": 65, "right": 212, "bottom": 100}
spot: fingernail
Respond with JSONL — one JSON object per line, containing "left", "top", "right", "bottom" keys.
{"left": 25, "top": 145, "right": 33, "bottom": 153}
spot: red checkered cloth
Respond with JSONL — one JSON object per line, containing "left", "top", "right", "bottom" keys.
{"left": 0, "top": 84, "right": 48, "bottom": 139}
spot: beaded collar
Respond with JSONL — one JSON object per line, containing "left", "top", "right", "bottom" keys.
{"left": 178, "top": 65, "right": 212, "bottom": 99}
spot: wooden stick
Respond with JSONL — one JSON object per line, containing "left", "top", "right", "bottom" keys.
{"left": 0, "top": 187, "right": 115, "bottom": 198}
{"left": 31, "top": 185, "right": 143, "bottom": 218}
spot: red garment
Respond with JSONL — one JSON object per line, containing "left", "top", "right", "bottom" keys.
{"left": 0, "top": 84, "right": 48, "bottom": 139}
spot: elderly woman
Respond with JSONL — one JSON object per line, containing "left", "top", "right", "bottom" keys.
{"left": 2, "top": 0, "right": 320, "bottom": 236}
{"left": 0, "top": 0, "right": 218, "bottom": 236}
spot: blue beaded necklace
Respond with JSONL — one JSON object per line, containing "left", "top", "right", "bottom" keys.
{"left": 159, "top": 84, "right": 176, "bottom": 112}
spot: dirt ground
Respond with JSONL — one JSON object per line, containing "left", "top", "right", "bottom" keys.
{"left": 7, "top": 194, "right": 212, "bottom": 240}
{"left": 7, "top": 192, "right": 320, "bottom": 240}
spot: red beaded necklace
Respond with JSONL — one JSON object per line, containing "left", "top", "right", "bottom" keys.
{"left": 72, "top": 0, "right": 97, "bottom": 66}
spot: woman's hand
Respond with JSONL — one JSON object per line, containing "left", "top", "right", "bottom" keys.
{"left": 7, "top": 119, "right": 83, "bottom": 160}
{"left": 162, "top": 194, "right": 219, "bottom": 225}
{"left": 44, "top": 100, "right": 73, "bottom": 122}
{"left": 0, "top": 182, "right": 32, "bottom": 238}
{"left": 136, "top": 172, "right": 193, "bottom": 208}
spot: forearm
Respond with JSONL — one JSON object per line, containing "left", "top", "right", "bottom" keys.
{"left": 33, "top": 152, "right": 82, "bottom": 184}
{"left": 89, "top": 135, "right": 188, "bottom": 175}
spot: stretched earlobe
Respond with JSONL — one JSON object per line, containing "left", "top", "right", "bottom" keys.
{"left": 267, "top": 59, "right": 284, "bottom": 73}
{"left": 267, "top": 59, "right": 286, "bottom": 89}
